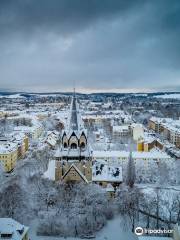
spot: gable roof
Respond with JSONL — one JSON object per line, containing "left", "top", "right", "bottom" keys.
{"left": 62, "top": 164, "right": 89, "bottom": 183}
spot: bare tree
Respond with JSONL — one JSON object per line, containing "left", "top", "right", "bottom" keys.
{"left": 116, "top": 184, "right": 140, "bottom": 232}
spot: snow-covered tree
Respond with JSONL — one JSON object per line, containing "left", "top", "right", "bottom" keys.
{"left": 126, "top": 151, "right": 136, "bottom": 188}
{"left": 0, "top": 162, "right": 4, "bottom": 184}
{"left": 158, "top": 161, "right": 170, "bottom": 186}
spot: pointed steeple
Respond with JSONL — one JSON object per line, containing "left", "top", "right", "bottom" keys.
{"left": 69, "top": 88, "right": 78, "bottom": 131}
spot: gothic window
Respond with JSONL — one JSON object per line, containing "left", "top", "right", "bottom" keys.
{"left": 64, "top": 142, "right": 68, "bottom": 148}
{"left": 80, "top": 142, "right": 86, "bottom": 149}
{"left": 71, "top": 143, "right": 77, "bottom": 149}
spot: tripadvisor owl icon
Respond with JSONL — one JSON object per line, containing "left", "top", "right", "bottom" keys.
{"left": 135, "top": 227, "right": 144, "bottom": 236}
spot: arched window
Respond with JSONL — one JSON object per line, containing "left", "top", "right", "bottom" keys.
{"left": 64, "top": 142, "right": 68, "bottom": 148}
{"left": 80, "top": 142, "right": 86, "bottom": 149}
{"left": 71, "top": 143, "right": 77, "bottom": 149}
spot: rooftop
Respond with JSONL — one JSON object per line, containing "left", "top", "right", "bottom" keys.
{"left": 0, "top": 142, "right": 17, "bottom": 154}
{"left": 92, "top": 162, "right": 123, "bottom": 182}
{"left": 0, "top": 218, "right": 29, "bottom": 240}
{"left": 93, "top": 150, "right": 171, "bottom": 159}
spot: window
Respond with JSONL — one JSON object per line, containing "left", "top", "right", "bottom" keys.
{"left": 71, "top": 143, "right": 77, "bottom": 149}
{"left": 80, "top": 142, "right": 85, "bottom": 149}
{"left": 1, "top": 233, "right": 13, "bottom": 238}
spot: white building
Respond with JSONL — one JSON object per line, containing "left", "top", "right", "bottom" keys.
{"left": 45, "top": 131, "right": 59, "bottom": 149}
{"left": 93, "top": 150, "right": 171, "bottom": 166}
{"left": 112, "top": 125, "right": 129, "bottom": 136}
{"left": 0, "top": 218, "right": 29, "bottom": 240}
{"left": 14, "top": 124, "right": 43, "bottom": 139}
{"left": 132, "top": 123, "right": 144, "bottom": 141}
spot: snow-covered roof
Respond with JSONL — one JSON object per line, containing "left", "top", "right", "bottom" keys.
{"left": 0, "top": 94, "right": 25, "bottom": 99}
{"left": 92, "top": 162, "right": 123, "bottom": 182}
{"left": 0, "top": 142, "right": 17, "bottom": 154}
{"left": 45, "top": 131, "right": 59, "bottom": 147}
{"left": 46, "top": 136, "right": 56, "bottom": 146}
{"left": 143, "top": 134, "right": 156, "bottom": 144}
{"left": 154, "top": 93, "right": 180, "bottom": 99}
{"left": 54, "top": 147, "right": 91, "bottom": 158}
{"left": 150, "top": 117, "right": 180, "bottom": 134}
{"left": 106, "top": 183, "right": 115, "bottom": 192}
{"left": 113, "top": 125, "right": 129, "bottom": 132}
{"left": 44, "top": 160, "right": 56, "bottom": 181}
{"left": 131, "top": 123, "right": 143, "bottom": 128}
{"left": 0, "top": 218, "right": 29, "bottom": 240}
{"left": 93, "top": 150, "right": 171, "bottom": 160}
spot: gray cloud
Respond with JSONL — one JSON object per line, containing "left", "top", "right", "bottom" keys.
{"left": 0, "top": 0, "right": 180, "bottom": 92}
{"left": 0, "top": 0, "right": 142, "bottom": 37}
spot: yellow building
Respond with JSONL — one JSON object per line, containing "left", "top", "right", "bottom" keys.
{"left": 0, "top": 143, "right": 18, "bottom": 172}
{"left": 148, "top": 119, "right": 157, "bottom": 132}
{"left": 23, "top": 135, "right": 29, "bottom": 152}
{"left": 12, "top": 133, "right": 29, "bottom": 159}
{"left": 137, "top": 140, "right": 155, "bottom": 152}
{"left": 0, "top": 133, "right": 29, "bottom": 172}
{"left": 137, "top": 140, "right": 144, "bottom": 151}
{"left": 0, "top": 111, "right": 6, "bottom": 118}
{"left": 137, "top": 138, "right": 164, "bottom": 152}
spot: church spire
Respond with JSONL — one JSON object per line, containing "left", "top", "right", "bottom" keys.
{"left": 69, "top": 88, "right": 78, "bottom": 131}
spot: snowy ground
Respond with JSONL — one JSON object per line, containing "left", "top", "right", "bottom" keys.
{"left": 29, "top": 216, "right": 138, "bottom": 240}
{"left": 154, "top": 93, "right": 180, "bottom": 99}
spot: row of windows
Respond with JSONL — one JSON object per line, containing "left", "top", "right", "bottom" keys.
{"left": 63, "top": 142, "right": 86, "bottom": 149}
{"left": 0, "top": 155, "right": 8, "bottom": 158}
{"left": 0, "top": 159, "right": 14, "bottom": 163}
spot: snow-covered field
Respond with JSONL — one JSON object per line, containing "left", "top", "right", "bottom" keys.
{"left": 154, "top": 93, "right": 180, "bottom": 99}
{"left": 29, "top": 217, "right": 138, "bottom": 240}
{"left": 0, "top": 93, "right": 26, "bottom": 98}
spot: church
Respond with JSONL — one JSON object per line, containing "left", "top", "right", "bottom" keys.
{"left": 54, "top": 91, "right": 93, "bottom": 183}
{"left": 44, "top": 91, "right": 123, "bottom": 190}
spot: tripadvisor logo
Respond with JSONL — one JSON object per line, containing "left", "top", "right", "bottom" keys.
{"left": 135, "top": 227, "right": 173, "bottom": 236}
{"left": 135, "top": 227, "right": 144, "bottom": 236}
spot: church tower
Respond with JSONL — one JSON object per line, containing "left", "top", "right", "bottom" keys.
{"left": 55, "top": 90, "right": 92, "bottom": 183}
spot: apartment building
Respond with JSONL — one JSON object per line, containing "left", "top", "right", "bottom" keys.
{"left": 0, "top": 141, "right": 18, "bottom": 172}
{"left": 149, "top": 117, "right": 180, "bottom": 148}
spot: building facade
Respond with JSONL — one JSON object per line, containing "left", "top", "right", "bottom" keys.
{"left": 149, "top": 117, "right": 180, "bottom": 148}
{"left": 54, "top": 92, "right": 92, "bottom": 183}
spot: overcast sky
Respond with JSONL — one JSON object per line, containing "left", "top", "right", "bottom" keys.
{"left": 0, "top": 0, "right": 180, "bottom": 93}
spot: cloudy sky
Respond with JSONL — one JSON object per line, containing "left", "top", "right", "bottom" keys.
{"left": 0, "top": 0, "right": 180, "bottom": 93}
